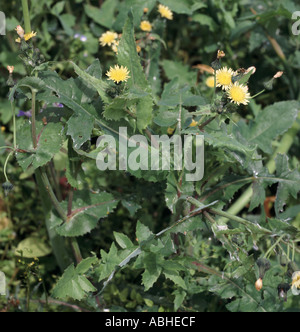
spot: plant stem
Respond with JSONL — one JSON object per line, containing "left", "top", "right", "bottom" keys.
{"left": 38, "top": 168, "right": 67, "bottom": 222}
{"left": 187, "top": 196, "right": 272, "bottom": 235}
{"left": 264, "top": 235, "right": 285, "bottom": 259}
{"left": 37, "top": 168, "right": 83, "bottom": 264}
{"left": 199, "top": 116, "right": 217, "bottom": 131}
{"left": 11, "top": 100, "right": 17, "bottom": 150}
{"left": 30, "top": 89, "right": 38, "bottom": 149}
{"left": 21, "top": 0, "right": 32, "bottom": 34}
{"left": 3, "top": 151, "right": 14, "bottom": 183}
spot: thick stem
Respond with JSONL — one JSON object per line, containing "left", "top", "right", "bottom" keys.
{"left": 21, "top": 0, "right": 32, "bottom": 34}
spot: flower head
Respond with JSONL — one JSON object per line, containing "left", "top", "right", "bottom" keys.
{"left": 216, "top": 67, "right": 234, "bottom": 90}
{"left": 292, "top": 271, "right": 300, "bottom": 295}
{"left": 227, "top": 82, "right": 251, "bottom": 106}
{"left": 205, "top": 76, "right": 215, "bottom": 88}
{"left": 158, "top": 4, "right": 173, "bottom": 20}
{"left": 217, "top": 50, "right": 225, "bottom": 59}
{"left": 15, "top": 31, "right": 37, "bottom": 43}
{"left": 99, "top": 31, "right": 118, "bottom": 47}
{"left": 106, "top": 65, "right": 130, "bottom": 84}
{"left": 140, "top": 20, "right": 152, "bottom": 32}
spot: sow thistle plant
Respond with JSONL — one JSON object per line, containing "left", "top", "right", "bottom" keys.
{"left": 1, "top": 0, "right": 300, "bottom": 313}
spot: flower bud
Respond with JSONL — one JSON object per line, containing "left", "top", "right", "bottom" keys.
{"left": 273, "top": 71, "right": 283, "bottom": 79}
{"left": 287, "top": 261, "right": 299, "bottom": 278}
{"left": 255, "top": 278, "right": 263, "bottom": 291}
{"left": 256, "top": 258, "right": 271, "bottom": 279}
{"left": 211, "top": 59, "right": 221, "bottom": 71}
{"left": 279, "top": 254, "right": 288, "bottom": 267}
{"left": 277, "top": 283, "right": 290, "bottom": 302}
{"left": 7, "top": 66, "right": 15, "bottom": 74}
{"left": 15, "top": 25, "right": 25, "bottom": 38}
{"left": 2, "top": 182, "right": 14, "bottom": 197}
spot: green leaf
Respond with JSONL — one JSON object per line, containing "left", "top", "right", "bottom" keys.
{"left": 84, "top": 0, "right": 119, "bottom": 29}
{"left": 274, "top": 154, "right": 300, "bottom": 216}
{"left": 192, "top": 13, "right": 218, "bottom": 31}
{"left": 136, "top": 221, "right": 154, "bottom": 243}
{"left": 16, "top": 122, "right": 64, "bottom": 171}
{"left": 142, "top": 252, "right": 163, "bottom": 291}
{"left": 165, "top": 171, "right": 194, "bottom": 213}
{"left": 15, "top": 236, "right": 52, "bottom": 258}
{"left": 51, "top": 257, "right": 97, "bottom": 301}
{"left": 235, "top": 101, "right": 299, "bottom": 154}
{"left": 158, "top": 78, "right": 206, "bottom": 108}
{"left": 9, "top": 77, "right": 46, "bottom": 101}
{"left": 51, "top": 191, "right": 119, "bottom": 237}
{"left": 159, "top": 0, "right": 194, "bottom": 15}
{"left": 161, "top": 60, "right": 197, "bottom": 85}
{"left": 114, "top": 232, "right": 134, "bottom": 249}
{"left": 67, "top": 112, "right": 94, "bottom": 150}
{"left": 113, "top": 0, "right": 156, "bottom": 30}
{"left": 117, "top": 12, "right": 154, "bottom": 131}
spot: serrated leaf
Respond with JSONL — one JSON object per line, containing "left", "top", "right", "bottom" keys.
{"left": 158, "top": 78, "right": 206, "bottom": 107}
{"left": 136, "top": 221, "right": 154, "bottom": 243}
{"left": 117, "top": 12, "right": 154, "bottom": 131}
{"left": 16, "top": 122, "right": 64, "bottom": 171}
{"left": 51, "top": 257, "right": 97, "bottom": 301}
{"left": 236, "top": 101, "right": 299, "bottom": 154}
{"left": 274, "top": 154, "right": 300, "bottom": 216}
{"left": 163, "top": 271, "right": 187, "bottom": 290}
{"left": 51, "top": 191, "right": 119, "bottom": 237}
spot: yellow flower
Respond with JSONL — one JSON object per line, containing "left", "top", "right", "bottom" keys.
{"left": 140, "top": 20, "right": 152, "bottom": 32}
{"left": 106, "top": 65, "right": 130, "bottom": 84}
{"left": 189, "top": 119, "right": 198, "bottom": 127}
{"left": 158, "top": 4, "right": 173, "bottom": 20}
{"left": 292, "top": 271, "right": 300, "bottom": 295}
{"left": 227, "top": 82, "right": 251, "bottom": 106}
{"left": 99, "top": 31, "right": 118, "bottom": 47}
{"left": 205, "top": 76, "right": 215, "bottom": 88}
{"left": 216, "top": 67, "right": 234, "bottom": 90}
{"left": 217, "top": 50, "right": 225, "bottom": 59}
{"left": 1, "top": 126, "right": 5, "bottom": 133}
{"left": 15, "top": 31, "right": 37, "bottom": 43}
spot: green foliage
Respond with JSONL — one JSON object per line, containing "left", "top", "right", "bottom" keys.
{"left": 0, "top": 0, "right": 300, "bottom": 313}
